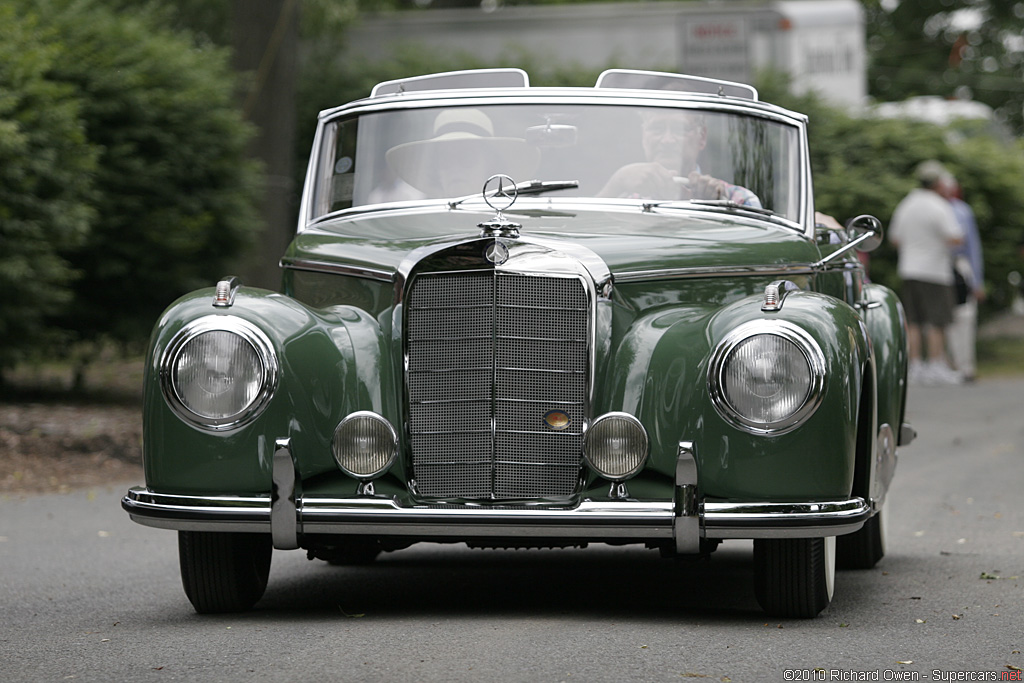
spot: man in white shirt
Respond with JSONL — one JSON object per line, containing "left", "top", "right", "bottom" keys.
{"left": 889, "top": 160, "right": 965, "bottom": 385}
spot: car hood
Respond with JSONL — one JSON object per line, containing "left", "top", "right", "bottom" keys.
{"left": 288, "top": 205, "right": 820, "bottom": 280}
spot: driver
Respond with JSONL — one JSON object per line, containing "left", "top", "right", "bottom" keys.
{"left": 599, "top": 109, "right": 761, "bottom": 207}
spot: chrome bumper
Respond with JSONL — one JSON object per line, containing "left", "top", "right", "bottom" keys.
{"left": 123, "top": 439, "right": 871, "bottom": 549}
{"left": 122, "top": 491, "right": 870, "bottom": 544}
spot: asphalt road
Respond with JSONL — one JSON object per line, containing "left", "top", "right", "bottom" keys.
{"left": 1, "top": 378, "right": 1022, "bottom": 682}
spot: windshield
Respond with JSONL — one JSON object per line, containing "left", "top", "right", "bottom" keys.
{"left": 310, "top": 102, "right": 802, "bottom": 223}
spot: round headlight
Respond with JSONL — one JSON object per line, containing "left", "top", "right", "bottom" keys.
{"left": 161, "top": 316, "right": 277, "bottom": 430}
{"left": 583, "top": 412, "right": 648, "bottom": 481}
{"left": 708, "top": 320, "right": 825, "bottom": 434}
{"left": 332, "top": 412, "right": 398, "bottom": 480}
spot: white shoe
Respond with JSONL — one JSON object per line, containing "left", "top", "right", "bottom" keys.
{"left": 923, "top": 361, "right": 963, "bottom": 385}
{"left": 908, "top": 360, "right": 928, "bottom": 385}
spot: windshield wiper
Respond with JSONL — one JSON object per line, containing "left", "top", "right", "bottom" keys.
{"left": 448, "top": 179, "right": 579, "bottom": 209}
{"left": 688, "top": 199, "right": 778, "bottom": 217}
{"left": 643, "top": 198, "right": 780, "bottom": 219}
{"left": 514, "top": 179, "right": 579, "bottom": 195}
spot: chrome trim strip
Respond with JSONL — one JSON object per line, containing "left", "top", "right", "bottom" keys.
{"left": 306, "top": 197, "right": 807, "bottom": 236}
{"left": 614, "top": 264, "right": 816, "bottom": 283}
{"left": 703, "top": 498, "right": 870, "bottom": 539}
{"left": 301, "top": 499, "right": 675, "bottom": 538}
{"left": 122, "top": 488, "right": 271, "bottom": 532}
{"left": 284, "top": 247, "right": 833, "bottom": 289}
{"left": 124, "top": 488, "right": 869, "bottom": 540}
{"left": 122, "top": 488, "right": 675, "bottom": 539}
{"left": 281, "top": 257, "right": 396, "bottom": 283}
{"left": 318, "top": 91, "right": 808, "bottom": 132}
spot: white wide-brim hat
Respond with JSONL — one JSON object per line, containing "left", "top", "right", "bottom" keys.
{"left": 385, "top": 108, "right": 540, "bottom": 194}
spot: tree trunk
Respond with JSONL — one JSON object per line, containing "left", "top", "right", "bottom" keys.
{"left": 231, "top": 0, "right": 300, "bottom": 291}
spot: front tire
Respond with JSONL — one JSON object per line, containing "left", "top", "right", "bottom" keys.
{"left": 753, "top": 536, "right": 835, "bottom": 618}
{"left": 178, "top": 531, "right": 272, "bottom": 614}
{"left": 837, "top": 508, "right": 887, "bottom": 569}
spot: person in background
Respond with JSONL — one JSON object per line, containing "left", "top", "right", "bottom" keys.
{"left": 941, "top": 175, "right": 984, "bottom": 383}
{"left": 889, "top": 160, "right": 965, "bottom": 386}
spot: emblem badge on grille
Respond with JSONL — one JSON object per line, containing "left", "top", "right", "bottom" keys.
{"left": 484, "top": 241, "right": 509, "bottom": 265}
{"left": 543, "top": 410, "right": 571, "bottom": 430}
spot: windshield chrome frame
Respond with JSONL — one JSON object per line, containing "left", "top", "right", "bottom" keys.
{"left": 297, "top": 88, "right": 813, "bottom": 238}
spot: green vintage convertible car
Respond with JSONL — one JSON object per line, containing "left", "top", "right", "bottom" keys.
{"left": 123, "top": 68, "right": 914, "bottom": 617}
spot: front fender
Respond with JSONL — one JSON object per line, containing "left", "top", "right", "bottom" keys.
{"left": 143, "top": 287, "right": 392, "bottom": 494}
{"left": 615, "top": 290, "right": 872, "bottom": 501}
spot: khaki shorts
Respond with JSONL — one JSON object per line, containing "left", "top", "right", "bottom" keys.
{"left": 901, "top": 279, "right": 955, "bottom": 327}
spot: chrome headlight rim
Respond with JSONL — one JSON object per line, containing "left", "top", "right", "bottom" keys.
{"left": 160, "top": 315, "right": 278, "bottom": 432}
{"left": 707, "top": 319, "right": 826, "bottom": 436}
{"left": 332, "top": 411, "right": 399, "bottom": 481}
{"left": 582, "top": 411, "right": 649, "bottom": 482}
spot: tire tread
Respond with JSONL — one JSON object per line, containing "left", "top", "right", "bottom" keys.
{"left": 178, "top": 531, "right": 272, "bottom": 614}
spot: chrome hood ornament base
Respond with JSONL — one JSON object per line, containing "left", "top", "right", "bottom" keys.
{"left": 478, "top": 174, "right": 522, "bottom": 238}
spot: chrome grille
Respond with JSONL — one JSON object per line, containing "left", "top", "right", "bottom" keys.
{"left": 407, "top": 271, "right": 589, "bottom": 499}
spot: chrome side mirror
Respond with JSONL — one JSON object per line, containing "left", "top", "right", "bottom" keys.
{"left": 847, "top": 214, "right": 883, "bottom": 253}
{"left": 813, "top": 214, "right": 884, "bottom": 269}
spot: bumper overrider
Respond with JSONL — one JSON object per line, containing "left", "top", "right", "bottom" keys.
{"left": 122, "top": 439, "right": 872, "bottom": 553}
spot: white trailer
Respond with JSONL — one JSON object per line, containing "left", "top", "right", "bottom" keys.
{"left": 344, "top": 0, "right": 866, "bottom": 105}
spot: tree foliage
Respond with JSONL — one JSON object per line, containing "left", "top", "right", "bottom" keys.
{"left": 865, "top": 0, "right": 1024, "bottom": 136}
{"left": 0, "top": 4, "right": 98, "bottom": 370}
{"left": 5, "top": 0, "right": 262, "bottom": 360}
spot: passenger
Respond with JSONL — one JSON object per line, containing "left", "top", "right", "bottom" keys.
{"left": 385, "top": 109, "right": 540, "bottom": 198}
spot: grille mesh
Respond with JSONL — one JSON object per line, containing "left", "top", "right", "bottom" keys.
{"left": 407, "top": 271, "right": 588, "bottom": 499}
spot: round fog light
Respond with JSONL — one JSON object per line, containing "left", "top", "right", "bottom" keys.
{"left": 583, "top": 412, "right": 648, "bottom": 481}
{"left": 332, "top": 412, "right": 398, "bottom": 480}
